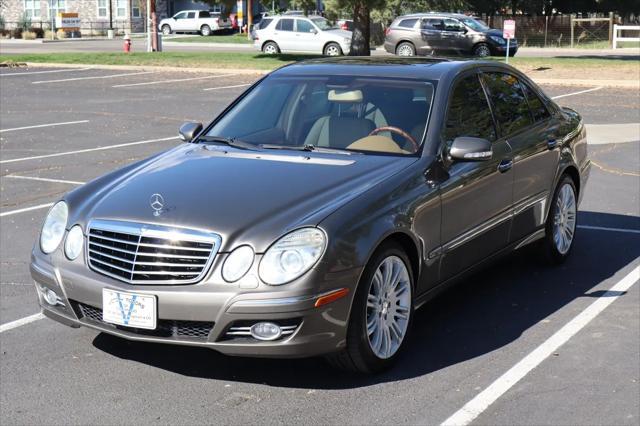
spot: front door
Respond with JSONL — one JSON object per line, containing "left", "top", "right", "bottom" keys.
{"left": 440, "top": 18, "right": 468, "bottom": 54}
{"left": 438, "top": 72, "right": 514, "bottom": 281}
{"left": 293, "top": 19, "right": 319, "bottom": 52}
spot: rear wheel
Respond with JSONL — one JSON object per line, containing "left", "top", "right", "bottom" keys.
{"left": 262, "top": 41, "right": 280, "bottom": 54}
{"left": 539, "top": 175, "right": 578, "bottom": 264}
{"left": 200, "top": 25, "right": 211, "bottom": 36}
{"left": 161, "top": 25, "right": 172, "bottom": 36}
{"left": 323, "top": 42, "right": 343, "bottom": 56}
{"left": 396, "top": 42, "right": 416, "bottom": 57}
{"left": 473, "top": 43, "right": 491, "bottom": 57}
{"left": 326, "top": 243, "right": 413, "bottom": 373}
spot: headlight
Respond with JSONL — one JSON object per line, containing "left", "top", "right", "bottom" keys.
{"left": 222, "top": 245, "right": 255, "bottom": 282}
{"left": 40, "top": 201, "right": 68, "bottom": 254}
{"left": 64, "top": 225, "right": 84, "bottom": 260}
{"left": 489, "top": 35, "right": 506, "bottom": 45}
{"left": 259, "top": 228, "right": 326, "bottom": 285}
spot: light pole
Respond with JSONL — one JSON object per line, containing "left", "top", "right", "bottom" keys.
{"left": 146, "top": 0, "right": 152, "bottom": 51}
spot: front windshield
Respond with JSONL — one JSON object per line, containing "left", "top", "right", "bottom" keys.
{"left": 460, "top": 18, "right": 489, "bottom": 32}
{"left": 205, "top": 76, "right": 434, "bottom": 155}
{"left": 311, "top": 18, "right": 335, "bottom": 31}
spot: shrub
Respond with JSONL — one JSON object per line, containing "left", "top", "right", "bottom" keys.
{"left": 12, "top": 28, "right": 23, "bottom": 39}
{"left": 22, "top": 30, "right": 37, "bottom": 40}
{"left": 29, "top": 27, "right": 44, "bottom": 38}
{"left": 0, "top": 14, "right": 6, "bottom": 31}
{"left": 56, "top": 29, "right": 67, "bottom": 39}
{"left": 44, "top": 30, "right": 56, "bottom": 39}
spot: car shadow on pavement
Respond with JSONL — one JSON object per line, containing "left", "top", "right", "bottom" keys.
{"left": 92, "top": 211, "right": 640, "bottom": 389}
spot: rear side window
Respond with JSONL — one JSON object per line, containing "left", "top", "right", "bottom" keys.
{"left": 482, "top": 72, "right": 533, "bottom": 137}
{"left": 276, "top": 18, "right": 294, "bottom": 31}
{"left": 186, "top": 12, "right": 196, "bottom": 19}
{"left": 521, "top": 82, "right": 551, "bottom": 122}
{"left": 398, "top": 18, "right": 418, "bottom": 29}
{"left": 199, "top": 11, "right": 210, "bottom": 18}
{"left": 442, "top": 74, "right": 496, "bottom": 143}
{"left": 258, "top": 18, "right": 273, "bottom": 29}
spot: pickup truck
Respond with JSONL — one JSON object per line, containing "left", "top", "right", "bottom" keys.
{"left": 159, "top": 10, "right": 232, "bottom": 36}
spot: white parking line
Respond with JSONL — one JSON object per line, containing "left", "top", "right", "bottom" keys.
{"left": 578, "top": 224, "right": 640, "bottom": 234}
{"left": 4, "top": 175, "right": 85, "bottom": 185}
{"left": 0, "top": 135, "right": 177, "bottom": 164}
{"left": 112, "top": 74, "right": 234, "bottom": 88}
{"left": 32, "top": 71, "right": 155, "bottom": 84}
{"left": 0, "top": 67, "right": 91, "bottom": 77}
{"left": 0, "top": 202, "right": 54, "bottom": 217}
{"left": 551, "top": 87, "right": 603, "bottom": 100}
{"left": 202, "top": 83, "right": 252, "bottom": 91}
{"left": 0, "top": 313, "right": 45, "bottom": 333}
{"left": 441, "top": 265, "right": 640, "bottom": 426}
{"left": 0, "top": 120, "right": 89, "bottom": 133}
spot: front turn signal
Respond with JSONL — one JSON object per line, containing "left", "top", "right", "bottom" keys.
{"left": 315, "top": 288, "right": 349, "bottom": 308}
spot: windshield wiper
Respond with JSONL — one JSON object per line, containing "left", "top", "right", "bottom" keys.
{"left": 260, "top": 144, "right": 356, "bottom": 155}
{"left": 197, "top": 135, "right": 260, "bottom": 151}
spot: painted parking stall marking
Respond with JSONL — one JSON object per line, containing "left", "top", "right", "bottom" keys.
{"left": 112, "top": 73, "right": 235, "bottom": 88}
{"left": 551, "top": 86, "right": 604, "bottom": 100}
{"left": 0, "top": 313, "right": 45, "bottom": 333}
{"left": 0, "top": 202, "right": 54, "bottom": 217}
{"left": 441, "top": 265, "right": 640, "bottom": 426}
{"left": 4, "top": 175, "right": 85, "bottom": 185}
{"left": 0, "top": 120, "right": 89, "bottom": 133}
{"left": 202, "top": 83, "right": 252, "bottom": 91}
{"left": 0, "top": 67, "right": 91, "bottom": 77}
{"left": 32, "top": 71, "right": 156, "bottom": 84}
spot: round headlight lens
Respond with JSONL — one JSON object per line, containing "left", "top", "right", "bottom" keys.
{"left": 222, "top": 245, "right": 255, "bottom": 282}
{"left": 259, "top": 228, "right": 326, "bottom": 285}
{"left": 40, "top": 201, "right": 68, "bottom": 254}
{"left": 64, "top": 225, "right": 84, "bottom": 260}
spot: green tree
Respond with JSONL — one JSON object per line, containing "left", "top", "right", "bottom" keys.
{"left": 325, "top": 0, "right": 386, "bottom": 55}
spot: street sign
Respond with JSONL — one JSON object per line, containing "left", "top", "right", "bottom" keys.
{"left": 503, "top": 20, "right": 516, "bottom": 39}
{"left": 56, "top": 12, "right": 80, "bottom": 30}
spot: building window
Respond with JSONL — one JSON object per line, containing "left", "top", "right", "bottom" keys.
{"left": 97, "top": 0, "right": 108, "bottom": 18}
{"left": 210, "top": 5, "right": 221, "bottom": 13}
{"left": 131, "top": 0, "right": 141, "bottom": 18}
{"left": 116, "top": 0, "right": 127, "bottom": 18}
{"left": 24, "top": 0, "right": 41, "bottom": 18}
{"left": 49, "top": 0, "right": 66, "bottom": 19}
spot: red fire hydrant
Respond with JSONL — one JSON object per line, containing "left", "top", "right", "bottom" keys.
{"left": 123, "top": 35, "right": 132, "bottom": 53}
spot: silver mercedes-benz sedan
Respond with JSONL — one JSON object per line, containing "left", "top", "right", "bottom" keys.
{"left": 31, "top": 57, "right": 589, "bottom": 373}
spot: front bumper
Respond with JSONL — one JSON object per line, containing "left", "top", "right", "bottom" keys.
{"left": 492, "top": 42, "right": 518, "bottom": 56}
{"left": 31, "top": 249, "right": 362, "bottom": 358}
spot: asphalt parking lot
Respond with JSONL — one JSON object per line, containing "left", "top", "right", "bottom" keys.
{"left": 1, "top": 66, "right": 638, "bottom": 425}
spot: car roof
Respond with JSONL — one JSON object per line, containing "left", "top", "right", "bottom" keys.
{"left": 271, "top": 57, "right": 510, "bottom": 81}
{"left": 398, "top": 12, "right": 472, "bottom": 19}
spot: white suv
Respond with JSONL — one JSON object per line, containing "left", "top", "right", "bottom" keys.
{"left": 253, "top": 16, "right": 352, "bottom": 56}
{"left": 159, "top": 10, "right": 232, "bottom": 36}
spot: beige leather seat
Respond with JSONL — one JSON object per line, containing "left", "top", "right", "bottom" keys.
{"left": 303, "top": 116, "right": 376, "bottom": 148}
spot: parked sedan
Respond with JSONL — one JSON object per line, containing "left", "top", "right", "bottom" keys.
{"left": 31, "top": 58, "right": 589, "bottom": 374}
{"left": 385, "top": 12, "right": 518, "bottom": 57}
{"left": 254, "top": 15, "right": 351, "bottom": 55}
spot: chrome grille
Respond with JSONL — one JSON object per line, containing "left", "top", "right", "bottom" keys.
{"left": 87, "top": 219, "right": 221, "bottom": 285}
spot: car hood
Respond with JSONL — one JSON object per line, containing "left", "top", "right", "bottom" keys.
{"left": 486, "top": 28, "right": 517, "bottom": 42}
{"left": 80, "top": 144, "right": 416, "bottom": 252}
{"left": 324, "top": 29, "right": 352, "bottom": 38}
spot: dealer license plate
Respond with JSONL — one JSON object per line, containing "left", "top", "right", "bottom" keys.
{"left": 102, "top": 288, "right": 157, "bottom": 330}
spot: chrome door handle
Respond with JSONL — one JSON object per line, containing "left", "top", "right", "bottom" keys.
{"left": 498, "top": 159, "right": 513, "bottom": 173}
{"left": 547, "top": 139, "right": 558, "bottom": 150}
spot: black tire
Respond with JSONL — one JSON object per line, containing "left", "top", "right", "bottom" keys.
{"left": 262, "top": 41, "right": 280, "bottom": 54}
{"left": 200, "top": 25, "right": 211, "bottom": 36}
{"left": 161, "top": 25, "right": 172, "bottom": 36}
{"left": 323, "top": 42, "right": 343, "bottom": 56}
{"left": 325, "top": 242, "right": 414, "bottom": 374}
{"left": 473, "top": 42, "right": 492, "bottom": 57}
{"left": 395, "top": 41, "right": 416, "bottom": 57}
{"left": 538, "top": 175, "right": 578, "bottom": 265}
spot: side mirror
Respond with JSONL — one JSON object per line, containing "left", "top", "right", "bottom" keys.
{"left": 310, "top": 28, "right": 318, "bottom": 34}
{"left": 449, "top": 136, "right": 492, "bottom": 161}
{"left": 178, "top": 122, "right": 203, "bottom": 143}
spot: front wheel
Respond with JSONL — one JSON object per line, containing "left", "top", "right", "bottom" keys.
{"left": 200, "top": 25, "right": 211, "bottom": 36}
{"left": 161, "top": 25, "right": 172, "bottom": 36}
{"left": 396, "top": 42, "right": 416, "bottom": 57}
{"left": 323, "top": 42, "right": 343, "bottom": 56}
{"left": 473, "top": 43, "right": 492, "bottom": 57}
{"left": 539, "top": 175, "right": 578, "bottom": 264}
{"left": 262, "top": 41, "right": 280, "bottom": 54}
{"left": 326, "top": 243, "right": 413, "bottom": 373}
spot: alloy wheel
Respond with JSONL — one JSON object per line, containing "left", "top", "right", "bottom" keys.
{"left": 552, "top": 183, "right": 577, "bottom": 255}
{"left": 397, "top": 44, "right": 415, "bottom": 56}
{"left": 325, "top": 44, "right": 341, "bottom": 56}
{"left": 162, "top": 26, "right": 171, "bottom": 35}
{"left": 366, "top": 255, "right": 411, "bottom": 359}
{"left": 263, "top": 43, "right": 278, "bottom": 54}
{"left": 474, "top": 44, "right": 491, "bottom": 57}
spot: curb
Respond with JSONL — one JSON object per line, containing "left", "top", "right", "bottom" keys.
{"left": 162, "top": 42, "right": 253, "bottom": 48}
{"left": 17, "top": 62, "right": 638, "bottom": 88}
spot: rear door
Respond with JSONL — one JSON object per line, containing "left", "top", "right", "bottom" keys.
{"left": 419, "top": 18, "right": 444, "bottom": 52}
{"left": 274, "top": 18, "right": 296, "bottom": 51}
{"left": 438, "top": 71, "right": 514, "bottom": 281}
{"left": 482, "top": 71, "right": 560, "bottom": 242}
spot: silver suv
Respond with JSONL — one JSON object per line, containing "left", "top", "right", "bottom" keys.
{"left": 384, "top": 13, "right": 518, "bottom": 57}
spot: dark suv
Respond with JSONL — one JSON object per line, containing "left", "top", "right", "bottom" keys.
{"left": 384, "top": 13, "right": 518, "bottom": 57}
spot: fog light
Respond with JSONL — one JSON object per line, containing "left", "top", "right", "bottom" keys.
{"left": 250, "top": 322, "right": 282, "bottom": 341}
{"left": 42, "top": 287, "right": 60, "bottom": 306}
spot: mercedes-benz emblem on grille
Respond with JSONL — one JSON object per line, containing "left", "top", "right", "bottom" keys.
{"left": 150, "top": 193, "right": 165, "bottom": 216}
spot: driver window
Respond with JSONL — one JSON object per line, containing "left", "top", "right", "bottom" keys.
{"left": 174, "top": 12, "right": 186, "bottom": 19}
{"left": 296, "top": 19, "right": 314, "bottom": 33}
{"left": 443, "top": 19, "right": 463, "bottom": 31}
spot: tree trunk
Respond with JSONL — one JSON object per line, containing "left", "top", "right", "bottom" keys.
{"left": 349, "top": 1, "right": 370, "bottom": 56}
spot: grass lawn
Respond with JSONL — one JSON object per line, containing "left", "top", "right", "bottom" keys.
{"left": 168, "top": 33, "right": 253, "bottom": 44}
{"left": 1, "top": 52, "right": 637, "bottom": 79}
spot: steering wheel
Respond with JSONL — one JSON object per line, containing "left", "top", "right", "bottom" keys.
{"left": 369, "top": 126, "right": 419, "bottom": 153}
